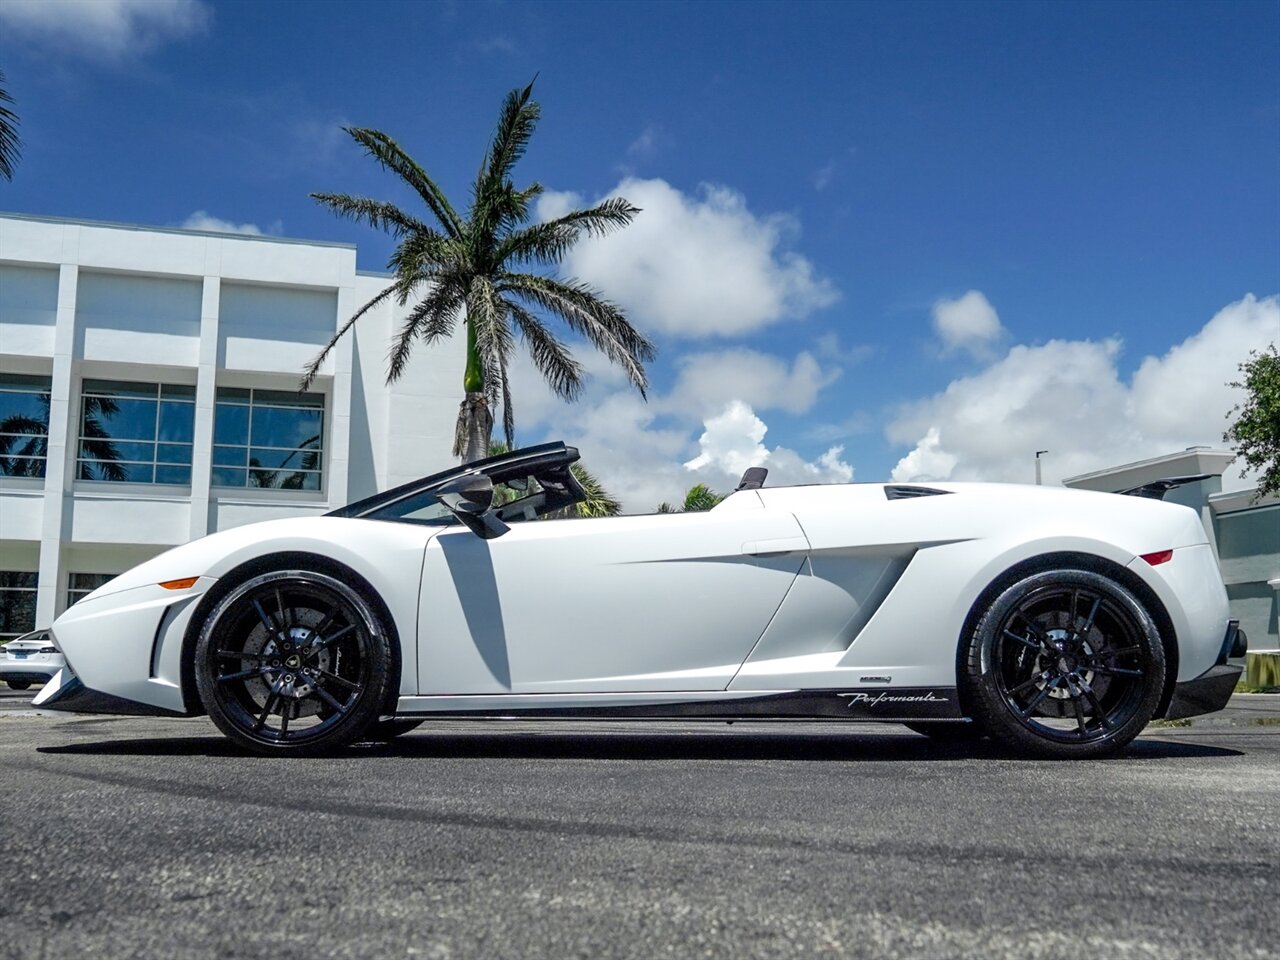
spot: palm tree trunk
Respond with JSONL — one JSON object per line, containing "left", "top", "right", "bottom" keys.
{"left": 453, "top": 317, "right": 493, "bottom": 463}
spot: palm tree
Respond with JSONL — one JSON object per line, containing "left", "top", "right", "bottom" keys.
{"left": 655, "top": 482, "right": 725, "bottom": 514}
{"left": 0, "top": 69, "right": 20, "bottom": 182}
{"left": 303, "top": 81, "right": 655, "bottom": 463}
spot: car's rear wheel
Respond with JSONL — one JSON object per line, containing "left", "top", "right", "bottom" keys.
{"left": 962, "top": 569, "right": 1165, "bottom": 759}
{"left": 7, "top": 681, "right": 32, "bottom": 690}
{"left": 194, "top": 569, "right": 391, "bottom": 755}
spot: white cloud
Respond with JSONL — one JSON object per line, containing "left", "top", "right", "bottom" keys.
{"left": 0, "top": 0, "right": 210, "bottom": 58}
{"left": 684, "top": 401, "right": 854, "bottom": 488}
{"left": 499, "top": 344, "right": 851, "bottom": 511}
{"left": 536, "top": 178, "right": 837, "bottom": 338}
{"left": 661, "top": 348, "right": 839, "bottom": 418}
{"left": 932, "top": 290, "right": 1005, "bottom": 357}
{"left": 626, "top": 124, "right": 669, "bottom": 159}
{"left": 889, "top": 294, "right": 1279, "bottom": 487}
{"left": 179, "top": 211, "right": 279, "bottom": 236}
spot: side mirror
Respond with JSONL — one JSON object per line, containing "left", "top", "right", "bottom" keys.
{"left": 436, "top": 475, "right": 509, "bottom": 539}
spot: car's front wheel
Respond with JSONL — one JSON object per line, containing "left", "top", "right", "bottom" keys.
{"left": 194, "top": 569, "right": 392, "bottom": 755}
{"left": 962, "top": 569, "right": 1165, "bottom": 759}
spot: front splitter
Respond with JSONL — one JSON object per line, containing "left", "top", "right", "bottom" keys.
{"left": 32, "top": 668, "right": 188, "bottom": 718}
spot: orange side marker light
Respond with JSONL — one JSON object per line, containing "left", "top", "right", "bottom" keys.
{"left": 159, "top": 577, "right": 200, "bottom": 590}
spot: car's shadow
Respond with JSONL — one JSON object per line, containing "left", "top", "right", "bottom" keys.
{"left": 37, "top": 727, "right": 1243, "bottom": 762}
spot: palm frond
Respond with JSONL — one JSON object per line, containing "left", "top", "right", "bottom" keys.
{"left": 344, "top": 128, "right": 464, "bottom": 238}
{"left": 0, "top": 69, "right": 19, "bottom": 182}
{"left": 501, "top": 273, "right": 655, "bottom": 395}
{"left": 505, "top": 301, "right": 584, "bottom": 401}
{"left": 309, "top": 193, "right": 435, "bottom": 240}
{"left": 498, "top": 197, "right": 639, "bottom": 266}
{"left": 387, "top": 279, "right": 465, "bottom": 382}
{"left": 302, "top": 281, "right": 408, "bottom": 390}
{"left": 478, "top": 80, "right": 540, "bottom": 198}
{"left": 568, "top": 462, "right": 621, "bottom": 517}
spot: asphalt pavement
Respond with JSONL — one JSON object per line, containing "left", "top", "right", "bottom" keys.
{"left": 1, "top": 690, "right": 1277, "bottom": 960}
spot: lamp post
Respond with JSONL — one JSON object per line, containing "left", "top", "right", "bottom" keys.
{"left": 1035, "top": 450, "right": 1049, "bottom": 486}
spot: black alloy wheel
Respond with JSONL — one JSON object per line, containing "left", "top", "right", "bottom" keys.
{"left": 963, "top": 569, "right": 1165, "bottom": 759}
{"left": 195, "top": 569, "right": 391, "bottom": 755}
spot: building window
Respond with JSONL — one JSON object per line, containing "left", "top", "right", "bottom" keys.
{"left": 0, "top": 572, "right": 37, "bottom": 641}
{"left": 0, "top": 373, "right": 51, "bottom": 479}
{"left": 67, "top": 573, "right": 115, "bottom": 608}
{"left": 77, "top": 379, "right": 195, "bottom": 485}
{"left": 212, "top": 388, "right": 324, "bottom": 491}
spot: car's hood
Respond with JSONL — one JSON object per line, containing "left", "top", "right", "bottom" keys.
{"left": 77, "top": 516, "right": 350, "bottom": 603}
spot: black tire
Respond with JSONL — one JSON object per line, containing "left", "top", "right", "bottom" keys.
{"left": 7, "top": 681, "right": 32, "bottom": 690}
{"left": 962, "top": 568, "right": 1165, "bottom": 760}
{"left": 903, "top": 721, "right": 985, "bottom": 742}
{"left": 194, "top": 569, "right": 392, "bottom": 756}
{"left": 363, "top": 719, "right": 425, "bottom": 742}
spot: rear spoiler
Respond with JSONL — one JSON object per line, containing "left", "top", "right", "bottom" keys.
{"left": 1119, "top": 474, "right": 1211, "bottom": 500}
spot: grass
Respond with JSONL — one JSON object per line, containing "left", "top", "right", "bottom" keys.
{"left": 1251, "top": 717, "right": 1280, "bottom": 727}
{"left": 1148, "top": 718, "right": 1193, "bottom": 728}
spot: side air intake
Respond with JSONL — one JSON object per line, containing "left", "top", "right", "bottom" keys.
{"left": 883, "top": 485, "right": 952, "bottom": 501}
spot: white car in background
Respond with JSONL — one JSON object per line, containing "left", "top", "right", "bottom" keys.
{"left": 34, "top": 443, "right": 1245, "bottom": 759}
{"left": 1, "top": 629, "right": 64, "bottom": 691}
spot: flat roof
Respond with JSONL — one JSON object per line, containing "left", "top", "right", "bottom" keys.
{"left": 0, "top": 211, "right": 356, "bottom": 250}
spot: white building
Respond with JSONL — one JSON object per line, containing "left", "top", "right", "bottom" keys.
{"left": 0, "top": 213, "right": 464, "bottom": 639}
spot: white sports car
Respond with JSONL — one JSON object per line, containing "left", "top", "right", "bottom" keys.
{"left": 35, "top": 442, "right": 1245, "bottom": 759}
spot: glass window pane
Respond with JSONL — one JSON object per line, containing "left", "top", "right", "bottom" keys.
{"left": 85, "top": 397, "right": 157, "bottom": 441}
{"left": 80, "top": 440, "right": 155, "bottom": 463}
{"left": 250, "top": 407, "right": 323, "bottom": 449}
{"left": 69, "top": 573, "right": 114, "bottom": 591}
{"left": 215, "top": 387, "right": 251, "bottom": 403}
{"left": 0, "top": 583, "right": 37, "bottom": 637}
{"left": 160, "top": 383, "right": 196, "bottom": 399}
{"left": 211, "top": 467, "right": 247, "bottom": 487}
{"left": 156, "top": 442, "right": 193, "bottom": 465}
{"left": 155, "top": 465, "right": 192, "bottom": 485}
{"left": 253, "top": 388, "right": 323, "bottom": 408}
{"left": 157, "top": 401, "right": 195, "bottom": 443}
{"left": 212, "top": 444, "right": 246, "bottom": 468}
{"left": 0, "top": 389, "right": 51, "bottom": 428}
{"left": 0, "top": 455, "right": 46, "bottom": 478}
{"left": 79, "top": 460, "right": 154, "bottom": 483}
{"left": 213, "top": 403, "right": 249, "bottom": 446}
{"left": 0, "top": 373, "right": 51, "bottom": 391}
{"left": 81, "top": 380, "right": 160, "bottom": 400}
{"left": 249, "top": 446, "right": 321, "bottom": 472}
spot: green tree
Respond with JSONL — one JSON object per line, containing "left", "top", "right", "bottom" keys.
{"left": 0, "top": 69, "right": 21, "bottom": 182}
{"left": 303, "top": 81, "right": 654, "bottom": 463}
{"left": 655, "top": 482, "right": 725, "bottom": 513}
{"left": 1225, "top": 343, "right": 1280, "bottom": 500}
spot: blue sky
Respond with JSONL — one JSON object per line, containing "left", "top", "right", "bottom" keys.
{"left": 2, "top": 0, "right": 1277, "bottom": 507}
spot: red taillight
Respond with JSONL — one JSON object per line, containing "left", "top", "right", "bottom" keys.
{"left": 1140, "top": 549, "right": 1173, "bottom": 566}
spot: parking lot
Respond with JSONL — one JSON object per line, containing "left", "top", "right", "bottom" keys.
{"left": 1, "top": 688, "right": 1277, "bottom": 960}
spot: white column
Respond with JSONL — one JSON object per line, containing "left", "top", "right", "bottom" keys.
{"left": 188, "top": 273, "right": 221, "bottom": 541}
{"left": 35, "top": 253, "right": 79, "bottom": 627}
{"left": 326, "top": 284, "right": 355, "bottom": 508}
